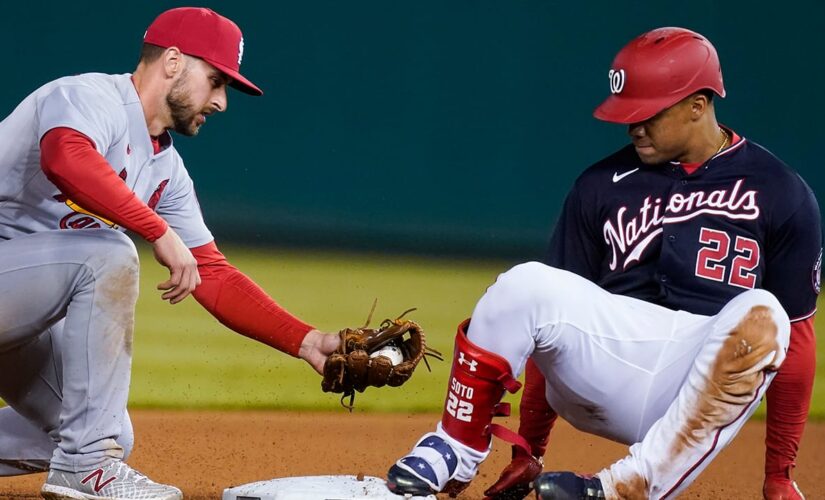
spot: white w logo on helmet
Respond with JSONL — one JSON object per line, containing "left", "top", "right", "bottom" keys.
{"left": 609, "top": 69, "right": 626, "bottom": 94}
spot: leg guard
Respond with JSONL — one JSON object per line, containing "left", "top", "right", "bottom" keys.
{"left": 441, "top": 319, "right": 522, "bottom": 452}
{"left": 388, "top": 320, "right": 523, "bottom": 495}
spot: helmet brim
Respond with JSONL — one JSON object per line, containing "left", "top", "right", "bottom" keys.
{"left": 593, "top": 94, "right": 678, "bottom": 124}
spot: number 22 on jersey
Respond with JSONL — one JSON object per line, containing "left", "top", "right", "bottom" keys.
{"left": 695, "top": 227, "right": 759, "bottom": 289}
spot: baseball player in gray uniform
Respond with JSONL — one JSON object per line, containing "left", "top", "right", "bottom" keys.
{"left": 0, "top": 8, "right": 339, "bottom": 500}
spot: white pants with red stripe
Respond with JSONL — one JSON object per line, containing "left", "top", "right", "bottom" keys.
{"left": 468, "top": 262, "right": 789, "bottom": 499}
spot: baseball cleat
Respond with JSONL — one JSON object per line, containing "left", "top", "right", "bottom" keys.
{"left": 387, "top": 433, "right": 459, "bottom": 495}
{"left": 533, "top": 471, "right": 605, "bottom": 500}
{"left": 763, "top": 478, "right": 805, "bottom": 500}
{"left": 41, "top": 459, "right": 182, "bottom": 500}
{"left": 387, "top": 464, "right": 436, "bottom": 496}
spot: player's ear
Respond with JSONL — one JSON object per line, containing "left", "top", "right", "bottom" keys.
{"left": 689, "top": 93, "right": 710, "bottom": 121}
{"left": 162, "top": 47, "right": 184, "bottom": 78}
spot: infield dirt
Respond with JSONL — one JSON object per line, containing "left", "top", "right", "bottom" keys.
{"left": 1, "top": 410, "right": 823, "bottom": 499}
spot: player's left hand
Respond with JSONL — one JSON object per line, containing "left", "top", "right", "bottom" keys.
{"left": 152, "top": 227, "right": 201, "bottom": 304}
{"left": 299, "top": 329, "right": 341, "bottom": 374}
{"left": 484, "top": 446, "right": 543, "bottom": 499}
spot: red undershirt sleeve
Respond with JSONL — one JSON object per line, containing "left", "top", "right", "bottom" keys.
{"left": 190, "top": 241, "right": 314, "bottom": 357}
{"left": 517, "top": 358, "right": 558, "bottom": 458}
{"left": 764, "top": 316, "right": 817, "bottom": 480}
{"left": 39, "top": 127, "right": 168, "bottom": 241}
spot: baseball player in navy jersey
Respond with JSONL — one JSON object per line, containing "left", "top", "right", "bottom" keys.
{"left": 387, "top": 27, "right": 820, "bottom": 499}
{"left": 0, "top": 7, "right": 340, "bottom": 500}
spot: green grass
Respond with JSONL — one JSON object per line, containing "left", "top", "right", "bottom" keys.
{"left": 130, "top": 245, "right": 825, "bottom": 419}
{"left": 130, "top": 244, "right": 517, "bottom": 412}
{"left": 5, "top": 244, "right": 825, "bottom": 418}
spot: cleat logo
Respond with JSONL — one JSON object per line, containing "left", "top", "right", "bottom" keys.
{"left": 81, "top": 468, "right": 117, "bottom": 493}
{"left": 457, "top": 352, "right": 477, "bottom": 372}
{"left": 609, "top": 69, "right": 626, "bottom": 94}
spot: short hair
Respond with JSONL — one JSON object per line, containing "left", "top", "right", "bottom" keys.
{"left": 138, "top": 43, "right": 166, "bottom": 65}
{"left": 697, "top": 88, "right": 715, "bottom": 102}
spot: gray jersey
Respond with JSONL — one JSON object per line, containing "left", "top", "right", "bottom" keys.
{"left": 0, "top": 72, "right": 212, "bottom": 247}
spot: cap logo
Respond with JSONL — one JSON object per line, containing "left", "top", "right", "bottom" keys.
{"left": 238, "top": 37, "right": 245, "bottom": 66}
{"left": 609, "top": 69, "right": 625, "bottom": 94}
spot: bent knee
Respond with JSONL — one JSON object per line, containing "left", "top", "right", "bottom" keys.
{"left": 720, "top": 300, "right": 789, "bottom": 375}
{"left": 728, "top": 290, "right": 790, "bottom": 349}
{"left": 95, "top": 233, "right": 140, "bottom": 287}
{"left": 101, "top": 231, "right": 139, "bottom": 271}
{"left": 488, "top": 262, "right": 570, "bottom": 301}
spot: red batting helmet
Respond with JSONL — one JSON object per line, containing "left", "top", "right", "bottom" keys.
{"left": 593, "top": 27, "right": 725, "bottom": 124}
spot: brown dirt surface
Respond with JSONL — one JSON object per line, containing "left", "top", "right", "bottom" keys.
{"left": 1, "top": 410, "right": 823, "bottom": 499}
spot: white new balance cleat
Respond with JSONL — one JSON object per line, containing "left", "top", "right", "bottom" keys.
{"left": 41, "top": 460, "right": 182, "bottom": 500}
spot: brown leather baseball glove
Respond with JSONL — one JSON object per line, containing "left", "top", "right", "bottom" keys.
{"left": 321, "top": 308, "right": 442, "bottom": 410}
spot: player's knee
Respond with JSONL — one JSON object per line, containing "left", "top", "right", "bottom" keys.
{"left": 103, "top": 231, "right": 139, "bottom": 271}
{"left": 97, "top": 232, "right": 140, "bottom": 286}
{"left": 715, "top": 289, "right": 790, "bottom": 376}
{"left": 729, "top": 289, "right": 790, "bottom": 349}
{"left": 491, "top": 262, "right": 552, "bottom": 296}
{"left": 80, "top": 232, "right": 140, "bottom": 310}
{"left": 485, "top": 262, "right": 574, "bottom": 312}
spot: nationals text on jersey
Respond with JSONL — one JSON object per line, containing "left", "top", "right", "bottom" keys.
{"left": 604, "top": 178, "right": 760, "bottom": 271}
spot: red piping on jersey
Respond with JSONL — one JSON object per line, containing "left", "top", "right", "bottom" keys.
{"left": 672, "top": 130, "right": 744, "bottom": 174}
{"left": 660, "top": 372, "right": 768, "bottom": 499}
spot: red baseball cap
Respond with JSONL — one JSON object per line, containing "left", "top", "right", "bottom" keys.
{"left": 593, "top": 27, "right": 724, "bottom": 124}
{"left": 144, "top": 7, "right": 262, "bottom": 96}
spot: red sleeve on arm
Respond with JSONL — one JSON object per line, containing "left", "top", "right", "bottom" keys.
{"left": 190, "top": 241, "right": 315, "bottom": 357}
{"left": 517, "top": 358, "right": 558, "bottom": 458}
{"left": 765, "top": 316, "right": 817, "bottom": 480}
{"left": 40, "top": 127, "right": 168, "bottom": 241}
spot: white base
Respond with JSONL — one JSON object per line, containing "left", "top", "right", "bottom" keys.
{"left": 222, "top": 475, "right": 436, "bottom": 500}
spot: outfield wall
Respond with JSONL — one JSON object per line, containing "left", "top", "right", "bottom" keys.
{"left": 4, "top": 1, "right": 822, "bottom": 257}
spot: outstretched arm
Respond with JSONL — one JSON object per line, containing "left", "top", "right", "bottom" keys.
{"left": 190, "top": 241, "right": 339, "bottom": 372}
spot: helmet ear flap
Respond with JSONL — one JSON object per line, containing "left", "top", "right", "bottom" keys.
{"left": 594, "top": 27, "right": 726, "bottom": 124}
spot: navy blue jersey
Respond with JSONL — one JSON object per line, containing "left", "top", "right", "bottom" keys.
{"left": 545, "top": 134, "right": 822, "bottom": 320}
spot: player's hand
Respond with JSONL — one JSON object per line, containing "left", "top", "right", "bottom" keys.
{"left": 152, "top": 227, "right": 200, "bottom": 304}
{"left": 484, "top": 446, "right": 543, "bottom": 499}
{"left": 299, "top": 329, "right": 341, "bottom": 374}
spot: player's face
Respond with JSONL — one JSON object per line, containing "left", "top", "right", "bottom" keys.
{"left": 166, "top": 58, "right": 230, "bottom": 136}
{"left": 627, "top": 99, "right": 695, "bottom": 165}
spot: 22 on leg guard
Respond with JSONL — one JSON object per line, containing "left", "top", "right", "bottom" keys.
{"left": 441, "top": 319, "right": 522, "bottom": 452}
{"left": 387, "top": 320, "right": 522, "bottom": 496}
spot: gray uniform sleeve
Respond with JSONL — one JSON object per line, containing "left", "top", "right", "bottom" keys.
{"left": 35, "top": 84, "right": 123, "bottom": 154}
{"left": 155, "top": 156, "right": 214, "bottom": 249}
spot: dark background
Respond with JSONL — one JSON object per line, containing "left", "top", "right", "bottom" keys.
{"left": 5, "top": 1, "right": 822, "bottom": 258}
